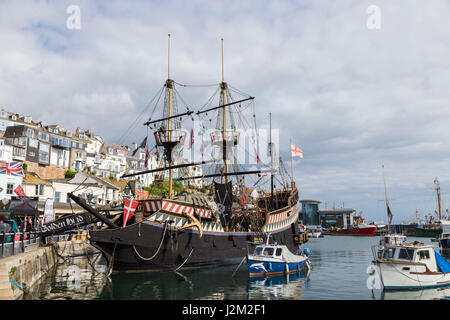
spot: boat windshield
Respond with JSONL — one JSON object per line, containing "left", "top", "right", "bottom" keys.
{"left": 263, "top": 247, "right": 274, "bottom": 256}
{"left": 254, "top": 247, "right": 264, "bottom": 256}
{"left": 398, "top": 248, "right": 415, "bottom": 260}
{"left": 379, "top": 248, "right": 395, "bottom": 259}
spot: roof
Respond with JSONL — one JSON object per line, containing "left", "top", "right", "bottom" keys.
{"left": 318, "top": 209, "right": 356, "bottom": 215}
{"left": 50, "top": 173, "right": 120, "bottom": 190}
{"left": 23, "top": 173, "right": 52, "bottom": 185}
{"left": 300, "top": 200, "right": 322, "bottom": 204}
{"left": 103, "top": 178, "right": 127, "bottom": 191}
{"left": 10, "top": 201, "right": 41, "bottom": 217}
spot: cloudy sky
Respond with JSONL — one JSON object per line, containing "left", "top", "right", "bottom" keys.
{"left": 1, "top": 0, "right": 450, "bottom": 223}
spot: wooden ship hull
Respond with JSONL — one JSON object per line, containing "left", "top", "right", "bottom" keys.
{"left": 88, "top": 191, "right": 302, "bottom": 272}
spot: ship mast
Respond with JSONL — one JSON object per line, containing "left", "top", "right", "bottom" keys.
{"left": 382, "top": 164, "right": 392, "bottom": 234}
{"left": 221, "top": 38, "right": 229, "bottom": 184}
{"left": 434, "top": 177, "right": 442, "bottom": 220}
{"left": 167, "top": 34, "right": 174, "bottom": 199}
{"left": 290, "top": 137, "right": 294, "bottom": 189}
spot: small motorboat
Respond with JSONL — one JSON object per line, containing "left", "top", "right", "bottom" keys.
{"left": 371, "top": 234, "right": 450, "bottom": 290}
{"left": 247, "top": 242, "right": 311, "bottom": 277}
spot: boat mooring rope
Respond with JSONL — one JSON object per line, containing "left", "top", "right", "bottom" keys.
{"left": 231, "top": 256, "right": 247, "bottom": 278}
{"left": 132, "top": 222, "right": 168, "bottom": 261}
{"left": 174, "top": 248, "right": 194, "bottom": 271}
{"left": 106, "top": 241, "right": 118, "bottom": 277}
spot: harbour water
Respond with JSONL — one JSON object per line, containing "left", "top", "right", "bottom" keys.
{"left": 26, "top": 236, "right": 449, "bottom": 300}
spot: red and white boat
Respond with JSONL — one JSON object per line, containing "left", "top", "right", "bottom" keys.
{"left": 324, "top": 223, "right": 377, "bottom": 236}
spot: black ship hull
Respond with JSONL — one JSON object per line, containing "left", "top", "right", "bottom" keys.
{"left": 89, "top": 200, "right": 301, "bottom": 272}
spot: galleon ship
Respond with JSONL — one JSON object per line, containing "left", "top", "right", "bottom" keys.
{"left": 68, "top": 36, "right": 305, "bottom": 272}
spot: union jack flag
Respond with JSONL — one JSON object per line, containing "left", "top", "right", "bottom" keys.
{"left": 0, "top": 161, "right": 24, "bottom": 177}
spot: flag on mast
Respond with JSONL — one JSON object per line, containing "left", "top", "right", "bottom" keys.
{"left": 291, "top": 144, "right": 303, "bottom": 158}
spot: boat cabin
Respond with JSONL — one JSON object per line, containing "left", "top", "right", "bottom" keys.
{"left": 377, "top": 241, "right": 438, "bottom": 273}
{"left": 253, "top": 244, "right": 285, "bottom": 259}
{"left": 252, "top": 243, "right": 305, "bottom": 261}
{"left": 380, "top": 234, "right": 406, "bottom": 246}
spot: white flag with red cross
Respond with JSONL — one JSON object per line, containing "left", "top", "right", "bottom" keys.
{"left": 291, "top": 144, "right": 304, "bottom": 158}
{"left": 123, "top": 198, "right": 139, "bottom": 227}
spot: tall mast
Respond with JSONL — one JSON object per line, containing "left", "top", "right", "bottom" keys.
{"left": 221, "top": 38, "right": 229, "bottom": 183}
{"left": 167, "top": 34, "right": 174, "bottom": 199}
{"left": 290, "top": 138, "right": 294, "bottom": 189}
{"left": 435, "top": 177, "right": 442, "bottom": 220}
{"left": 270, "top": 113, "right": 274, "bottom": 206}
{"left": 382, "top": 164, "right": 391, "bottom": 233}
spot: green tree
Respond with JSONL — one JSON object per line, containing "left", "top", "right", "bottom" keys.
{"left": 64, "top": 169, "right": 77, "bottom": 179}
{"left": 144, "top": 180, "right": 186, "bottom": 197}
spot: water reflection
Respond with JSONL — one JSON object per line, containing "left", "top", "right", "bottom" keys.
{"left": 381, "top": 287, "right": 450, "bottom": 300}
{"left": 98, "top": 266, "right": 250, "bottom": 300}
{"left": 247, "top": 270, "right": 310, "bottom": 300}
{"left": 24, "top": 253, "right": 107, "bottom": 300}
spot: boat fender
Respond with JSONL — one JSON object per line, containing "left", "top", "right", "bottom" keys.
{"left": 285, "top": 264, "right": 289, "bottom": 274}
{"left": 303, "top": 248, "right": 311, "bottom": 256}
{"left": 268, "top": 262, "right": 272, "bottom": 271}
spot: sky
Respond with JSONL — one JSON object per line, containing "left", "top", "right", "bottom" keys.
{"left": 1, "top": 0, "right": 450, "bottom": 223}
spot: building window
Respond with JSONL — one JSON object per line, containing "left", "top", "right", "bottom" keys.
{"left": 35, "top": 185, "right": 39, "bottom": 195}
{"left": 6, "top": 184, "right": 13, "bottom": 195}
{"left": 39, "top": 184, "right": 44, "bottom": 196}
{"left": 55, "top": 192, "right": 60, "bottom": 202}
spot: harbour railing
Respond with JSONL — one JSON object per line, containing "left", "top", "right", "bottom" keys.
{"left": 0, "top": 231, "right": 41, "bottom": 259}
{"left": 0, "top": 230, "right": 90, "bottom": 259}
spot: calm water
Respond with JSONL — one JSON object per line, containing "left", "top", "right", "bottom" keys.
{"left": 27, "top": 236, "right": 450, "bottom": 300}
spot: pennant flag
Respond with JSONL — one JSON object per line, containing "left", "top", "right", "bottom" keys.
{"left": 132, "top": 137, "right": 147, "bottom": 156}
{"left": 189, "top": 128, "right": 194, "bottom": 149}
{"left": 291, "top": 144, "right": 304, "bottom": 158}
{"left": 14, "top": 185, "right": 27, "bottom": 197}
{"left": 254, "top": 148, "right": 261, "bottom": 163}
{"left": 0, "top": 161, "right": 25, "bottom": 177}
{"left": 123, "top": 198, "right": 139, "bottom": 227}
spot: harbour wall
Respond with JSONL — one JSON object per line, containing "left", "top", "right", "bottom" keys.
{"left": 0, "top": 244, "right": 57, "bottom": 300}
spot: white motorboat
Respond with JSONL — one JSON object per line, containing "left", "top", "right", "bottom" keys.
{"left": 371, "top": 235, "right": 450, "bottom": 290}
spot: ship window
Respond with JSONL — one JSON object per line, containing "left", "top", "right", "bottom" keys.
{"left": 275, "top": 248, "right": 282, "bottom": 256}
{"left": 418, "top": 250, "right": 430, "bottom": 260}
{"left": 254, "top": 247, "right": 263, "bottom": 256}
{"left": 263, "top": 248, "right": 274, "bottom": 256}
{"left": 398, "top": 248, "right": 415, "bottom": 260}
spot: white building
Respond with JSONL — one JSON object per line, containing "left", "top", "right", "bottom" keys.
{"left": 0, "top": 138, "right": 13, "bottom": 164}
{"left": 0, "top": 174, "right": 23, "bottom": 201}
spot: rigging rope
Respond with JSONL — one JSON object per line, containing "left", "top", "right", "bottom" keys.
{"left": 132, "top": 222, "right": 168, "bottom": 261}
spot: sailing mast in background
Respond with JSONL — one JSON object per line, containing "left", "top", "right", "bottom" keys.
{"left": 382, "top": 164, "right": 393, "bottom": 234}
{"left": 434, "top": 177, "right": 442, "bottom": 220}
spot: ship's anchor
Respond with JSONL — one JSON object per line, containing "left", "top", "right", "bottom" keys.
{"left": 178, "top": 213, "right": 203, "bottom": 238}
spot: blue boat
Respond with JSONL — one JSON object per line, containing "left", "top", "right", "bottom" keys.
{"left": 247, "top": 243, "right": 311, "bottom": 277}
